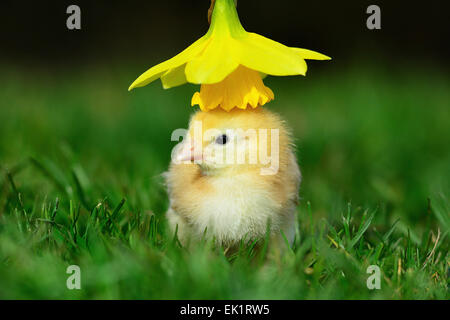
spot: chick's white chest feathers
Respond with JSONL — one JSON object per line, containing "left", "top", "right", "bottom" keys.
{"left": 166, "top": 163, "right": 299, "bottom": 245}
{"left": 193, "top": 174, "right": 282, "bottom": 243}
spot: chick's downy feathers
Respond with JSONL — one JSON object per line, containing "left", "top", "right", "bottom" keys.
{"left": 165, "top": 108, "right": 300, "bottom": 247}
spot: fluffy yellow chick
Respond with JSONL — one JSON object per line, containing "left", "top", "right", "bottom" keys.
{"left": 165, "top": 108, "right": 300, "bottom": 249}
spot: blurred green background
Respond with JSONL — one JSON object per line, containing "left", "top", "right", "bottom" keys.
{"left": 1, "top": 62, "right": 449, "bottom": 224}
{"left": 0, "top": 0, "right": 448, "bottom": 299}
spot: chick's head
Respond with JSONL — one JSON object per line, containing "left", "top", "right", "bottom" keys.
{"left": 173, "top": 108, "right": 292, "bottom": 176}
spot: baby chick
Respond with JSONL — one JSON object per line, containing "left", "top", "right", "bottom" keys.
{"left": 165, "top": 108, "right": 301, "bottom": 249}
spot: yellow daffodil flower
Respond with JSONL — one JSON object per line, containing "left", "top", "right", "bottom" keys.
{"left": 128, "top": 0, "right": 330, "bottom": 111}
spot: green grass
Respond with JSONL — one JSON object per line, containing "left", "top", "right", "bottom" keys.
{"left": 0, "top": 61, "right": 448, "bottom": 299}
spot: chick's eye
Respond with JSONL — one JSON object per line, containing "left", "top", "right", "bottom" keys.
{"left": 215, "top": 134, "right": 228, "bottom": 145}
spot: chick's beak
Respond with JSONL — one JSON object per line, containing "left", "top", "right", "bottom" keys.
{"left": 175, "top": 142, "right": 203, "bottom": 162}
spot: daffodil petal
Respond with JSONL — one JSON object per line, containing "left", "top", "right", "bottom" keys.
{"left": 161, "top": 64, "right": 188, "bottom": 89}
{"left": 291, "top": 48, "right": 331, "bottom": 60}
{"left": 185, "top": 36, "right": 239, "bottom": 84}
{"left": 128, "top": 36, "right": 209, "bottom": 91}
{"left": 130, "top": 0, "right": 330, "bottom": 96}
{"left": 237, "top": 33, "right": 308, "bottom": 76}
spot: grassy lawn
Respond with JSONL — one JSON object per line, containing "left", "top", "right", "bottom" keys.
{"left": 0, "top": 61, "right": 448, "bottom": 299}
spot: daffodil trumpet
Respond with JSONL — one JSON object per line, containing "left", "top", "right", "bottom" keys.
{"left": 128, "top": 0, "right": 330, "bottom": 112}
